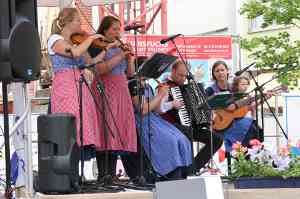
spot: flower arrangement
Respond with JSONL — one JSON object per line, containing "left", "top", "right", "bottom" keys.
{"left": 230, "top": 139, "right": 300, "bottom": 179}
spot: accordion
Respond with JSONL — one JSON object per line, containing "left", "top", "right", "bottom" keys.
{"left": 170, "top": 81, "right": 211, "bottom": 127}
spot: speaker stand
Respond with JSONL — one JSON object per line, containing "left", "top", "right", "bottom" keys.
{"left": 2, "top": 81, "right": 13, "bottom": 199}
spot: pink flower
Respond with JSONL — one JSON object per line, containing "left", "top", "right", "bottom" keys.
{"left": 249, "top": 139, "right": 262, "bottom": 147}
{"left": 279, "top": 146, "right": 290, "bottom": 156}
{"left": 296, "top": 139, "right": 300, "bottom": 148}
{"left": 232, "top": 142, "right": 242, "bottom": 151}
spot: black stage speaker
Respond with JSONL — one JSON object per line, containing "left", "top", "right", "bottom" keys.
{"left": 0, "top": 0, "right": 41, "bottom": 82}
{"left": 37, "top": 113, "right": 80, "bottom": 193}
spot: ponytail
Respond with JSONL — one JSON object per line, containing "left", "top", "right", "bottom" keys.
{"left": 51, "top": 17, "right": 63, "bottom": 34}
{"left": 51, "top": 8, "right": 78, "bottom": 35}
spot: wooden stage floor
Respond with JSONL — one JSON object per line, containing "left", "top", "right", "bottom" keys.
{"left": 36, "top": 183, "right": 300, "bottom": 199}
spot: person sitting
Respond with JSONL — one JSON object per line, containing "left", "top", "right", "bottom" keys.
{"left": 206, "top": 61, "right": 263, "bottom": 152}
{"left": 159, "top": 60, "right": 223, "bottom": 174}
{"left": 128, "top": 78, "right": 192, "bottom": 181}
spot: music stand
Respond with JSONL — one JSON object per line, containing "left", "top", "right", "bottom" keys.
{"left": 195, "top": 91, "right": 246, "bottom": 176}
{"left": 137, "top": 53, "right": 178, "bottom": 79}
{"left": 207, "top": 92, "right": 246, "bottom": 109}
{"left": 208, "top": 92, "right": 248, "bottom": 175}
{"left": 131, "top": 52, "right": 177, "bottom": 185}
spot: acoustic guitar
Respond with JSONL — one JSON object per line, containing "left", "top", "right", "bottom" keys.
{"left": 212, "top": 86, "right": 287, "bottom": 131}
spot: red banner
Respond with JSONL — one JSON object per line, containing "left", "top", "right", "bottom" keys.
{"left": 122, "top": 35, "right": 232, "bottom": 59}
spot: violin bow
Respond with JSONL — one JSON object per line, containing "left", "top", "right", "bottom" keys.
{"left": 75, "top": 1, "right": 97, "bottom": 33}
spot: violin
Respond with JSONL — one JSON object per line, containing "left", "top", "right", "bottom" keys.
{"left": 70, "top": 32, "right": 113, "bottom": 50}
{"left": 70, "top": 32, "right": 133, "bottom": 55}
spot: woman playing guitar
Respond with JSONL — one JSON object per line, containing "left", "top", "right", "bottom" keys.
{"left": 206, "top": 61, "right": 263, "bottom": 152}
{"left": 232, "top": 76, "right": 260, "bottom": 119}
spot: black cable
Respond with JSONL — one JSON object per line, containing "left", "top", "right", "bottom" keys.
{"left": 90, "top": 62, "right": 125, "bottom": 148}
{"left": 131, "top": 28, "right": 150, "bottom": 186}
{"left": 65, "top": 48, "right": 87, "bottom": 185}
{"left": 68, "top": 50, "right": 119, "bottom": 142}
{"left": 146, "top": 85, "right": 152, "bottom": 172}
{"left": 0, "top": 125, "right": 4, "bottom": 136}
{"left": 145, "top": 84, "right": 159, "bottom": 182}
{"left": 182, "top": 35, "right": 188, "bottom": 63}
{"left": 144, "top": 84, "right": 171, "bottom": 181}
{"left": 0, "top": 125, "right": 4, "bottom": 161}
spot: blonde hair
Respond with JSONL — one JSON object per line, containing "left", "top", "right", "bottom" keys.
{"left": 232, "top": 76, "right": 250, "bottom": 93}
{"left": 51, "top": 8, "right": 78, "bottom": 34}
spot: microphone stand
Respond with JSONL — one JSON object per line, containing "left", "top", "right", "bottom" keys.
{"left": 76, "top": 71, "right": 126, "bottom": 193}
{"left": 131, "top": 28, "right": 155, "bottom": 189}
{"left": 89, "top": 50, "right": 151, "bottom": 190}
{"left": 170, "top": 38, "right": 218, "bottom": 174}
{"left": 83, "top": 64, "right": 148, "bottom": 192}
{"left": 68, "top": 51, "right": 123, "bottom": 192}
{"left": 247, "top": 71, "right": 288, "bottom": 140}
{"left": 91, "top": 72, "right": 124, "bottom": 191}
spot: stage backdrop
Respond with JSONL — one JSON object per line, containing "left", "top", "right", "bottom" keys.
{"left": 123, "top": 35, "right": 233, "bottom": 87}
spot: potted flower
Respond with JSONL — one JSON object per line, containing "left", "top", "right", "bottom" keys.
{"left": 230, "top": 139, "right": 300, "bottom": 189}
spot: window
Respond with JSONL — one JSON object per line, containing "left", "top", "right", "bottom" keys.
{"left": 249, "top": 15, "right": 278, "bottom": 32}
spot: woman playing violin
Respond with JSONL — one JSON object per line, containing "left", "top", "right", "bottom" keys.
{"left": 90, "top": 16, "right": 137, "bottom": 182}
{"left": 48, "top": 8, "right": 106, "bottom": 149}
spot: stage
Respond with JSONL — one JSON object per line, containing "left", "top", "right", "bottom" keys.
{"left": 223, "top": 183, "right": 300, "bottom": 199}
{"left": 36, "top": 191, "right": 153, "bottom": 199}
{"left": 34, "top": 182, "right": 300, "bottom": 199}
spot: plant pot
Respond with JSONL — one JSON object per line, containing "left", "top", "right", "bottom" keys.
{"left": 234, "top": 176, "right": 300, "bottom": 189}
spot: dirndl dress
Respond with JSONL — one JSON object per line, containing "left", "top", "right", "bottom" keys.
{"left": 91, "top": 47, "right": 137, "bottom": 152}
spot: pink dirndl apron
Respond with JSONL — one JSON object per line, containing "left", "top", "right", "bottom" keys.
{"left": 92, "top": 74, "right": 137, "bottom": 152}
{"left": 51, "top": 69, "right": 101, "bottom": 147}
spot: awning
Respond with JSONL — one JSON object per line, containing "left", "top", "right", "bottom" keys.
{"left": 37, "top": 0, "right": 137, "bottom": 7}
{"left": 37, "top": 0, "right": 73, "bottom": 7}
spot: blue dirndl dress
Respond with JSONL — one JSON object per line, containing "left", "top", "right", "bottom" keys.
{"left": 134, "top": 86, "right": 192, "bottom": 176}
{"left": 208, "top": 83, "right": 253, "bottom": 152}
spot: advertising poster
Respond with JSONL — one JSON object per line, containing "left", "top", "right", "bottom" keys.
{"left": 123, "top": 35, "right": 233, "bottom": 88}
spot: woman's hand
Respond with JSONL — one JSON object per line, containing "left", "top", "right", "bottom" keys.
{"left": 226, "top": 103, "right": 237, "bottom": 111}
{"left": 107, "top": 40, "right": 121, "bottom": 50}
{"left": 88, "top": 34, "right": 105, "bottom": 42}
{"left": 122, "top": 43, "right": 134, "bottom": 60}
{"left": 83, "top": 69, "right": 94, "bottom": 84}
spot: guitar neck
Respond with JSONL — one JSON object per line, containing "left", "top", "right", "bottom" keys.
{"left": 235, "top": 86, "right": 284, "bottom": 108}
{"left": 235, "top": 93, "right": 262, "bottom": 108}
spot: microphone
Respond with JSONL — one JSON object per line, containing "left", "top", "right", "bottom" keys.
{"left": 235, "top": 62, "right": 256, "bottom": 76}
{"left": 124, "top": 23, "right": 145, "bottom": 31}
{"left": 160, "top": 34, "right": 182, "bottom": 44}
{"left": 247, "top": 69, "right": 263, "bottom": 76}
